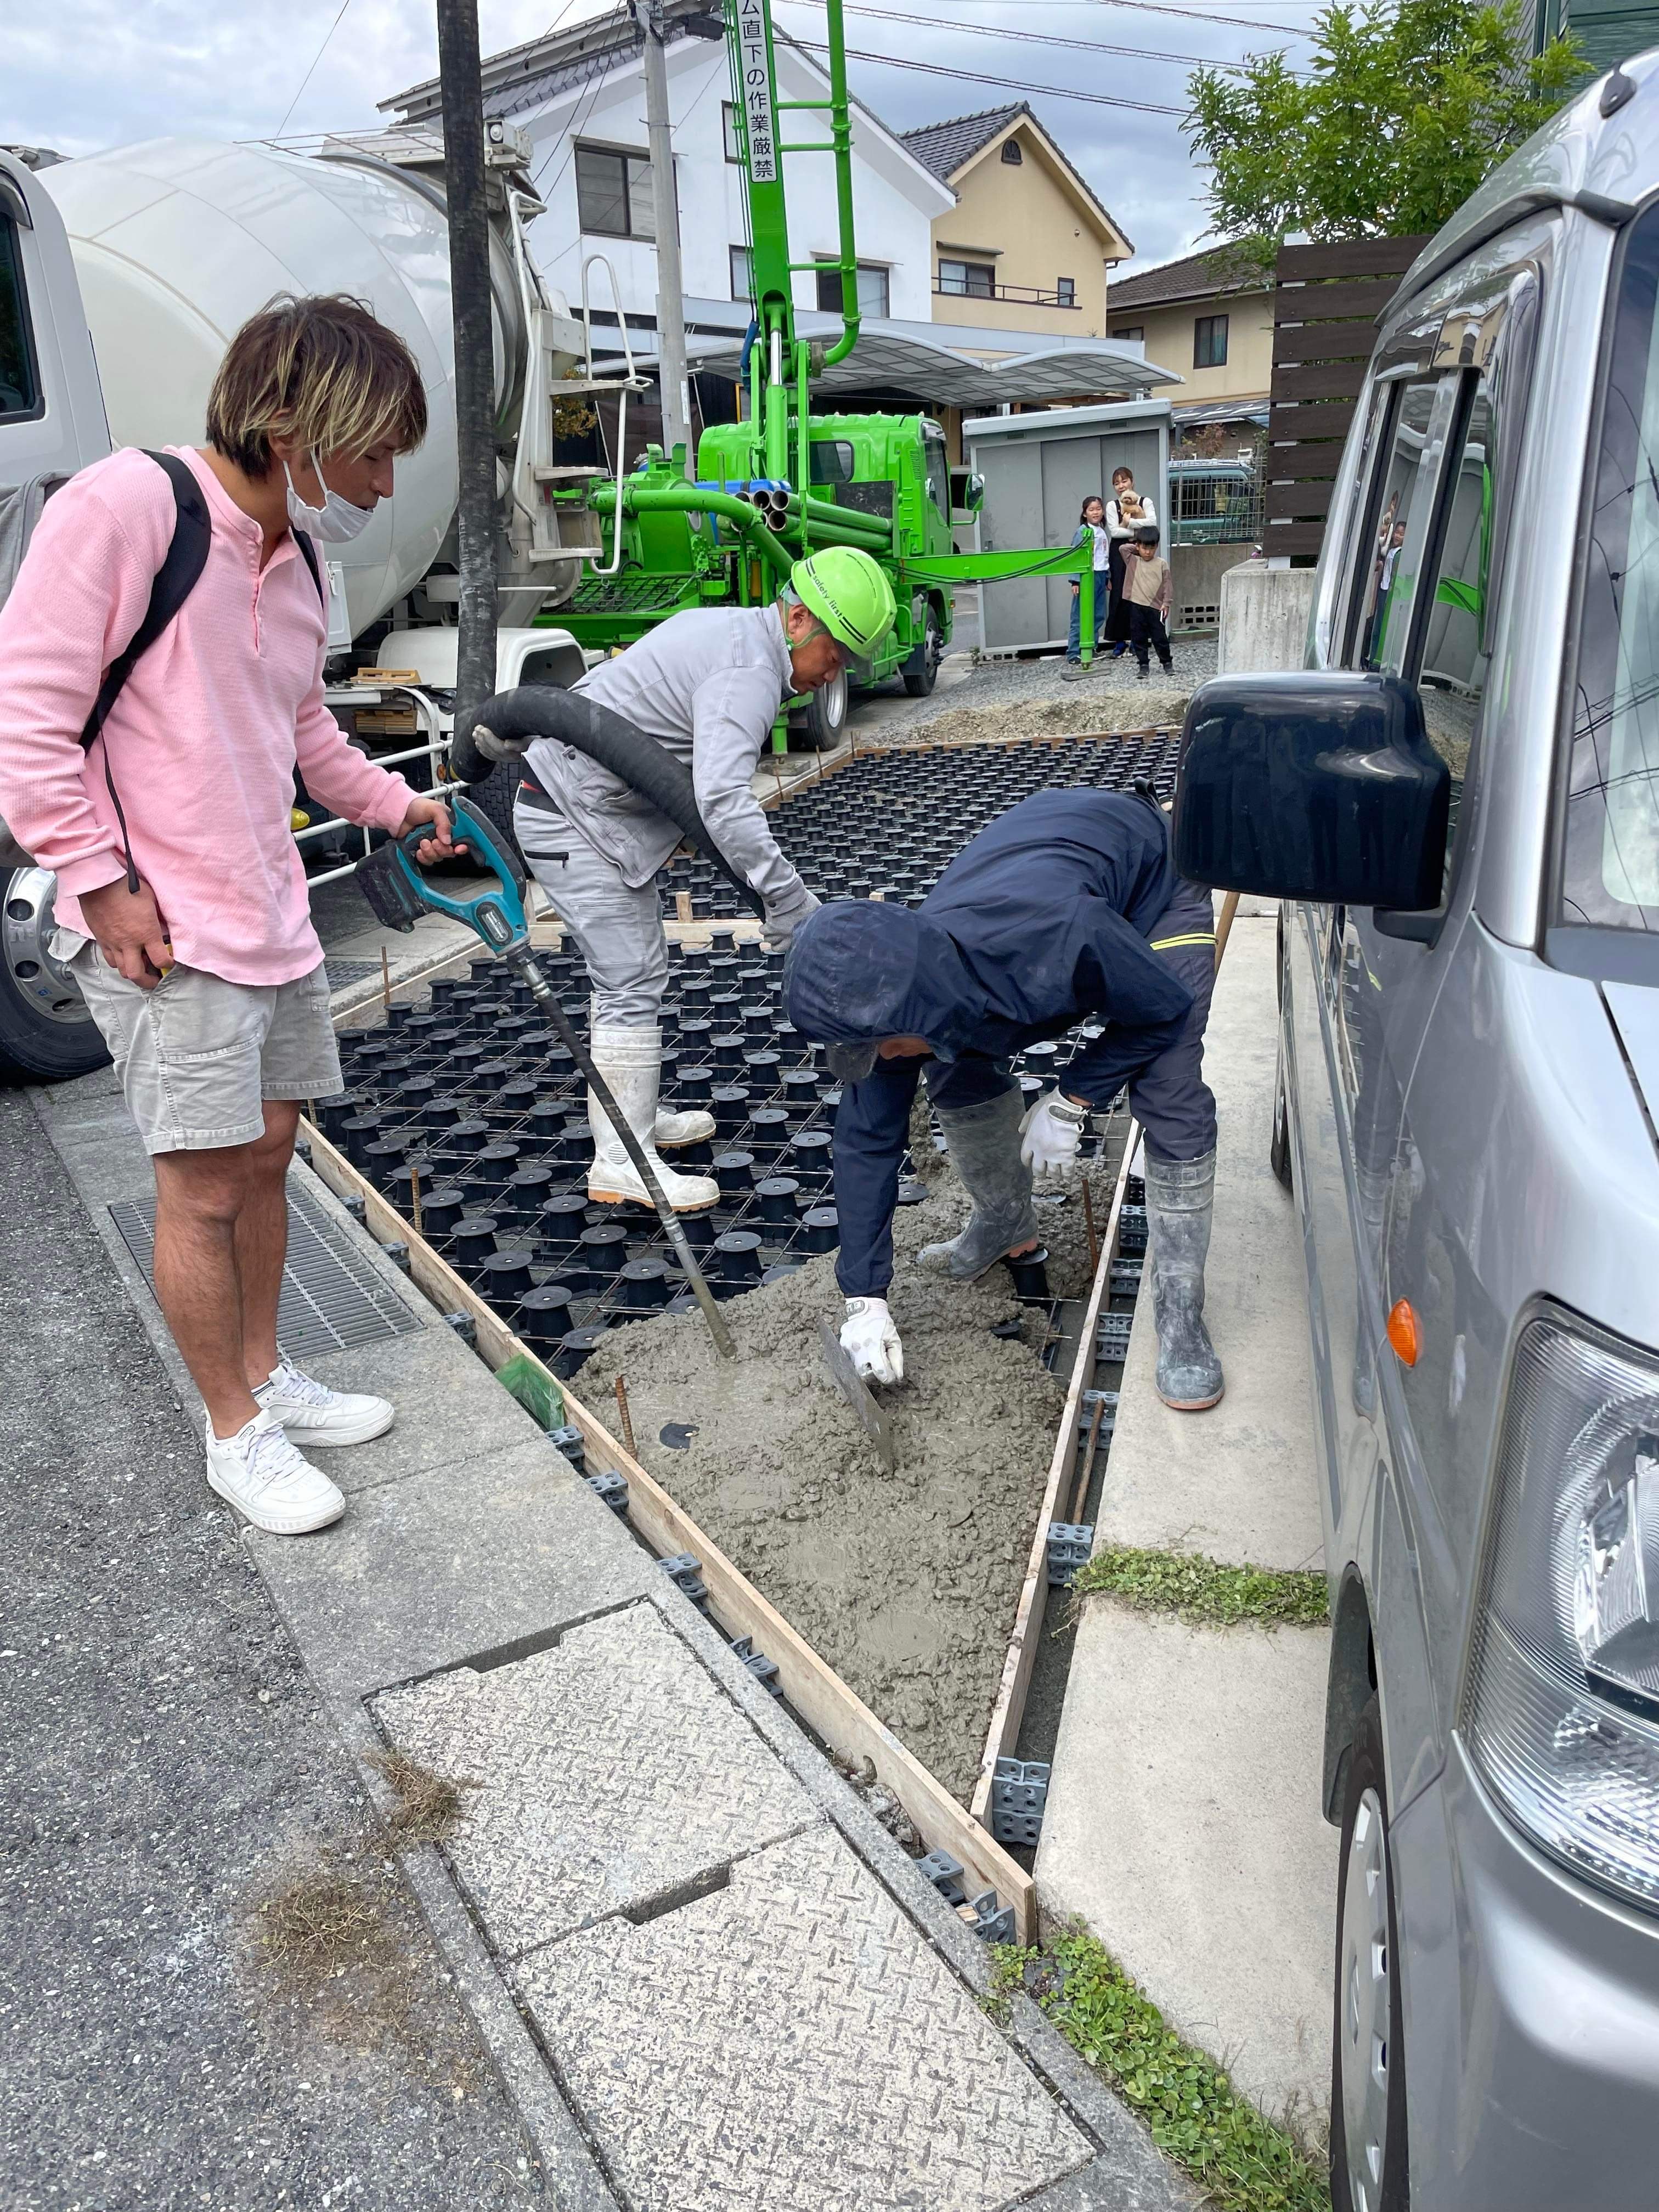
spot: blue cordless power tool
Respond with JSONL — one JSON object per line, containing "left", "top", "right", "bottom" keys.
{"left": 357, "top": 792, "right": 735, "bottom": 1358}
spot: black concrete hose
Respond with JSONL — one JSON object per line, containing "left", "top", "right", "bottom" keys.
{"left": 451, "top": 685, "right": 766, "bottom": 920}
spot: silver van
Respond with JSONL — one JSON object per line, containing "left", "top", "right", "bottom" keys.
{"left": 1176, "top": 55, "right": 1659, "bottom": 2212}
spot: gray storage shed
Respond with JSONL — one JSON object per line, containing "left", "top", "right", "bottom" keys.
{"left": 964, "top": 399, "right": 1172, "bottom": 652}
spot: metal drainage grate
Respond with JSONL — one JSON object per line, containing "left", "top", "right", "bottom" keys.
{"left": 325, "top": 957, "right": 382, "bottom": 992}
{"left": 110, "top": 1182, "right": 423, "bottom": 1364}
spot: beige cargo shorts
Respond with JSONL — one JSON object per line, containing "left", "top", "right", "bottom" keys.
{"left": 64, "top": 940, "right": 342, "bottom": 1156}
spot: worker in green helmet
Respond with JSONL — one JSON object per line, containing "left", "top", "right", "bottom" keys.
{"left": 508, "top": 545, "right": 897, "bottom": 1212}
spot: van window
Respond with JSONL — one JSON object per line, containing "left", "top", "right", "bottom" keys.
{"left": 1, "top": 217, "right": 41, "bottom": 421}
{"left": 1414, "top": 384, "right": 1498, "bottom": 882}
{"left": 1352, "top": 380, "right": 1440, "bottom": 671}
{"left": 1562, "top": 199, "right": 1659, "bottom": 936}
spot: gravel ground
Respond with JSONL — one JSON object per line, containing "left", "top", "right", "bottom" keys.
{"left": 856, "top": 636, "right": 1217, "bottom": 742}
{"left": 0, "top": 1091, "right": 543, "bottom": 2212}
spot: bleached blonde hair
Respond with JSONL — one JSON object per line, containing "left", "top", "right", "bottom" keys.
{"left": 206, "top": 293, "right": 427, "bottom": 477}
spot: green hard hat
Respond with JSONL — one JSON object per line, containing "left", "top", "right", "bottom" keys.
{"left": 790, "top": 547, "right": 896, "bottom": 656}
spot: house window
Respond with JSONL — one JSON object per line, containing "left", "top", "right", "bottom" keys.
{"left": 939, "top": 258, "right": 996, "bottom": 300}
{"left": 730, "top": 244, "right": 752, "bottom": 302}
{"left": 1001, "top": 139, "right": 1023, "bottom": 165}
{"left": 1194, "top": 313, "right": 1229, "bottom": 368}
{"left": 575, "top": 144, "right": 656, "bottom": 241}
{"left": 1112, "top": 324, "right": 1144, "bottom": 341}
{"left": 1056, "top": 277, "right": 1075, "bottom": 308}
{"left": 815, "top": 261, "right": 889, "bottom": 318}
{"left": 722, "top": 102, "right": 742, "bottom": 163}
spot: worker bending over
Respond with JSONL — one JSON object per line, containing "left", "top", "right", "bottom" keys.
{"left": 784, "top": 785, "right": 1223, "bottom": 1411}
{"left": 514, "top": 547, "right": 895, "bottom": 1212}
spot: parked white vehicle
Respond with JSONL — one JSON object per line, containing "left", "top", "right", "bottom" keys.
{"left": 0, "top": 129, "right": 592, "bottom": 1079}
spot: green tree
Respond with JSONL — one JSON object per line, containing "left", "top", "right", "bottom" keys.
{"left": 1186, "top": 0, "right": 1587, "bottom": 264}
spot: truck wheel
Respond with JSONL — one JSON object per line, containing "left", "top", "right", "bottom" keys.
{"left": 1330, "top": 1695, "right": 1409, "bottom": 2212}
{"left": 0, "top": 866, "right": 111, "bottom": 1082}
{"left": 1270, "top": 1035, "right": 1294, "bottom": 1191}
{"left": 901, "top": 607, "right": 943, "bottom": 697}
{"left": 793, "top": 672, "right": 848, "bottom": 751}
{"left": 454, "top": 758, "right": 523, "bottom": 860}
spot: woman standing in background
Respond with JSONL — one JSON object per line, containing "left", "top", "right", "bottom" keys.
{"left": 1102, "top": 465, "right": 1158, "bottom": 655}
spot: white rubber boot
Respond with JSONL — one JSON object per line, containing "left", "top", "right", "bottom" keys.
{"left": 588, "top": 1024, "right": 719, "bottom": 1211}
{"left": 589, "top": 1001, "right": 714, "bottom": 1148}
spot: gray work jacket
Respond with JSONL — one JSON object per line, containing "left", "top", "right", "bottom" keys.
{"left": 521, "top": 604, "right": 810, "bottom": 918}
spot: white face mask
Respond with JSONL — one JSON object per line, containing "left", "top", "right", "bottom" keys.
{"left": 283, "top": 452, "right": 375, "bottom": 544}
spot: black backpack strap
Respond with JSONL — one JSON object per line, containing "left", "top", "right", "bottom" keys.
{"left": 292, "top": 527, "right": 326, "bottom": 607}
{"left": 82, "top": 450, "right": 212, "bottom": 893}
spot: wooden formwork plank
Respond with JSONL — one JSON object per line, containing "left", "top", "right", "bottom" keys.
{"left": 298, "top": 1118, "right": 1037, "bottom": 1941}
{"left": 968, "top": 1121, "right": 1139, "bottom": 1829}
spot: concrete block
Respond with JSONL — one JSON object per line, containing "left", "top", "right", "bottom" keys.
{"left": 1216, "top": 562, "right": 1317, "bottom": 676}
{"left": 375, "top": 1602, "right": 819, "bottom": 1959}
{"left": 1037, "top": 1605, "right": 1335, "bottom": 2133}
{"left": 516, "top": 1825, "right": 1092, "bottom": 2212}
{"left": 1107, "top": 916, "right": 1322, "bottom": 1571}
{"left": 250, "top": 1441, "right": 655, "bottom": 1707}
{"left": 291, "top": 1324, "right": 550, "bottom": 1495}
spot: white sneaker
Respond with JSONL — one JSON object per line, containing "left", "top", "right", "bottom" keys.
{"left": 254, "top": 1359, "right": 395, "bottom": 1447}
{"left": 205, "top": 1410, "right": 345, "bottom": 1534}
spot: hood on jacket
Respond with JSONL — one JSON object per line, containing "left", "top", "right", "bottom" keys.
{"left": 784, "top": 900, "right": 990, "bottom": 1077}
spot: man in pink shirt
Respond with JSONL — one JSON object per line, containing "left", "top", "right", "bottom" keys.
{"left": 0, "top": 295, "right": 456, "bottom": 1537}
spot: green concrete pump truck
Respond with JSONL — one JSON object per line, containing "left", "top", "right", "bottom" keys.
{"left": 533, "top": 0, "right": 1096, "bottom": 742}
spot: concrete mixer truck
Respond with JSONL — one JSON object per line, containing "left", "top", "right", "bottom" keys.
{"left": 0, "top": 125, "right": 599, "bottom": 1079}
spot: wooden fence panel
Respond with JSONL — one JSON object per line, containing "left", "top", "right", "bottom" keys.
{"left": 1267, "top": 234, "right": 1430, "bottom": 562}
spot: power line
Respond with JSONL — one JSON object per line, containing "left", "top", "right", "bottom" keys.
{"left": 790, "top": 35, "right": 1189, "bottom": 115}
{"left": 777, "top": 0, "right": 1300, "bottom": 71}
{"left": 274, "top": 0, "right": 356, "bottom": 141}
{"left": 950, "top": 0, "right": 1316, "bottom": 29}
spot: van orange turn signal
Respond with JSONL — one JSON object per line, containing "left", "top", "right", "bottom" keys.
{"left": 1387, "top": 1299, "right": 1421, "bottom": 1367}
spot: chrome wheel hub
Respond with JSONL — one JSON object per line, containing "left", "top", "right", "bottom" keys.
{"left": 821, "top": 670, "right": 848, "bottom": 730}
{"left": 1340, "top": 1787, "right": 1392, "bottom": 2212}
{"left": 1, "top": 868, "right": 93, "bottom": 1028}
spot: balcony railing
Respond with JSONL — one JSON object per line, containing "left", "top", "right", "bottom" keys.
{"left": 934, "top": 278, "right": 1079, "bottom": 309}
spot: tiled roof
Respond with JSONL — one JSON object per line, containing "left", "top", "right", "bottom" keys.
{"left": 1108, "top": 244, "right": 1267, "bottom": 311}
{"left": 898, "top": 104, "right": 1025, "bottom": 183}
{"left": 899, "top": 100, "right": 1130, "bottom": 257}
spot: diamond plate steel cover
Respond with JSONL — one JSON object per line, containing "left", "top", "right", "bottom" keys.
{"left": 373, "top": 1604, "right": 816, "bottom": 1959}
{"left": 516, "top": 1825, "right": 1091, "bottom": 2212}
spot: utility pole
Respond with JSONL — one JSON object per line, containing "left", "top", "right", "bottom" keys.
{"left": 436, "top": 0, "right": 498, "bottom": 721}
{"left": 633, "top": 0, "right": 694, "bottom": 480}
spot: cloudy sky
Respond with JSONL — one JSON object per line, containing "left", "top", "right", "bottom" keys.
{"left": 4, "top": 0, "right": 1318, "bottom": 271}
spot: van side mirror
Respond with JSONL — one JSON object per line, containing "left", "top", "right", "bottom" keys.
{"left": 1172, "top": 671, "right": 1449, "bottom": 910}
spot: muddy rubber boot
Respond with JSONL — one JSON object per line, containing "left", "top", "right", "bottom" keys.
{"left": 587, "top": 1001, "right": 715, "bottom": 1148}
{"left": 588, "top": 1025, "right": 718, "bottom": 1211}
{"left": 1144, "top": 1148, "right": 1224, "bottom": 1410}
{"left": 918, "top": 1087, "right": 1040, "bottom": 1280}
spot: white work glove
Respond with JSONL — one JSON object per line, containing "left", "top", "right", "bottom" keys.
{"left": 761, "top": 884, "right": 821, "bottom": 953}
{"left": 471, "top": 721, "right": 530, "bottom": 762}
{"left": 842, "top": 1296, "right": 904, "bottom": 1385}
{"left": 1019, "top": 1090, "right": 1087, "bottom": 1180}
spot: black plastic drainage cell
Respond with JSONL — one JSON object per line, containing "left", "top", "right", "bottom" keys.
{"left": 327, "top": 732, "right": 1171, "bottom": 1368}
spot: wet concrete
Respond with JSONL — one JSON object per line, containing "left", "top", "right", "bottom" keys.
{"left": 575, "top": 1179, "right": 1068, "bottom": 1803}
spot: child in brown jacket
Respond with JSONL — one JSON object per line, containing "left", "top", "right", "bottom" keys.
{"left": 1121, "top": 524, "right": 1175, "bottom": 680}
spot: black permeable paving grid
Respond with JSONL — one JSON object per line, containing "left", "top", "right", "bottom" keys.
{"left": 323, "top": 731, "right": 1178, "bottom": 1375}
{"left": 110, "top": 1182, "right": 424, "bottom": 1365}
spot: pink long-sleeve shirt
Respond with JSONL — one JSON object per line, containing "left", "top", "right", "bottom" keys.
{"left": 0, "top": 445, "right": 415, "bottom": 985}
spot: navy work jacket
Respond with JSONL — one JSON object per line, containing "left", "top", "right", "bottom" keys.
{"left": 783, "top": 787, "right": 1198, "bottom": 1297}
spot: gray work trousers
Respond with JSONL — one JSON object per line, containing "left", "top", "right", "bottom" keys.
{"left": 515, "top": 798, "right": 668, "bottom": 1028}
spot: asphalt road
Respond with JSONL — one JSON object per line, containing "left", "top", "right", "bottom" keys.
{"left": 0, "top": 1089, "right": 545, "bottom": 2211}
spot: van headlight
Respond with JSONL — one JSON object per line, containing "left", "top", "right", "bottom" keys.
{"left": 1464, "top": 1308, "right": 1659, "bottom": 1911}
